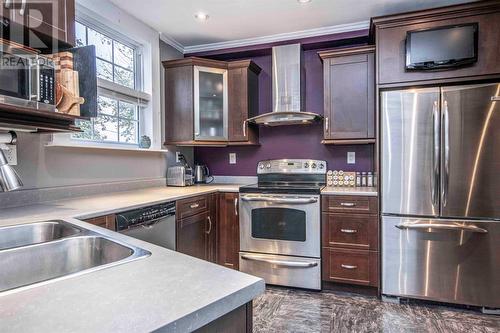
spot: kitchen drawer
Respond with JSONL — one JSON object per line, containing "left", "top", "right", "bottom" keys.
{"left": 322, "top": 213, "right": 378, "bottom": 250}
{"left": 322, "top": 248, "right": 378, "bottom": 287}
{"left": 176, "top": 195, "right": 208, "bottom": 219}
{"left": 322, "top": 195, "right": 378, "bottom": 215}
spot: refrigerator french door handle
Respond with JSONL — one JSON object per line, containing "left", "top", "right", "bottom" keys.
{"left": 432, "top": 101, "right": 440, "bottom": 207}
{"left": 442, "top": 101, "right": 450, "bottom": 207}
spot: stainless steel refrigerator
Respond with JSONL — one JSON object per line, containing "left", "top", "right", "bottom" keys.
{"left": 381, "top": 83, "right": 500, "bottom": 311}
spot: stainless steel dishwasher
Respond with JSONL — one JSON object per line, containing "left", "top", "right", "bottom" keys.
{"left": 116, "top": 202, "right": 176, "bottom": 250}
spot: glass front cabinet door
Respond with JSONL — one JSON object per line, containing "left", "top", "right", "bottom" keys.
{"left": 194, "top": 66, "right": 228, "bottom": 141}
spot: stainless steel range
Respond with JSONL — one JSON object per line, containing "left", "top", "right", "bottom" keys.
{"left": 239, "top": 159, "right": 326, "bottom": 290}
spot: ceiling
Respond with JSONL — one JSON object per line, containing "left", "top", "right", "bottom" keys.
{"left": 109, "top": 0, "right": 473, "bottom": 52}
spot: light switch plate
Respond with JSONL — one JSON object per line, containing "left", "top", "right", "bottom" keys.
{"left": 347, "top": 151, "right": 355, "bottom": 164}
{"left": 229, "top": 153, "right": 236, "bottom": 164}
{"left": 2, "top": 145, "right": 17, "bottom": 165}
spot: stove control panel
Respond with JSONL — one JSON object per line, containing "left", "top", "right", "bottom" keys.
{"left": 257, "top": 159, "right": 327, "bottom": 174}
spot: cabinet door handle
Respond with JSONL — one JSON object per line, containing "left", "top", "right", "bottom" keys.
{"left": 324, "top": 117, "right": 329, "bottom": 133}
{"left": 206, "top": 216, "right": 212, "bottom": 234}
{"left": 491, "top": 96, "right": 500, "bottom": 101}
{"left": 234, "top": 197, "right": 238, "bottom": 217}
{"left": 242, "top": 120, "right": 247, "bottom": 138}
{"left": 189, "top": 203, "right": 200, "bottom": 209}
{"left": 340, "top": 229, "right": 358, "bottom": 234}
{"left": 341, "top": 264, "right": 358, "bottom": 270}
{"left": 340, "top": 202, "right": 356, "bottom": 207}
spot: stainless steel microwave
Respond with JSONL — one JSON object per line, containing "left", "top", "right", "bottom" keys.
{"left": 0, "top": 40, "right": 56, "bottom": 111}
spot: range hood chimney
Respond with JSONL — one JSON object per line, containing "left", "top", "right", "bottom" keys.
{"left": 246, "top": 43, "right": 322, "bottom": 126}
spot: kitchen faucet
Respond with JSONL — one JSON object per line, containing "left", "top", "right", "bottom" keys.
{"left": 0, "top": 131, "right": 23, "bottom": 192}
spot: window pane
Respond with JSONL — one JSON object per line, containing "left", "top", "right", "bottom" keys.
{"left": 119, "top": 101, "right": 138, "bottom": 120}
{"left": 87, "top": 28, "right": 112, "bottom": 61}
{"left": 98, "top": 96, "right": 118, "bottom": 116}
{"left": 94, "top": 114, "right": 118, "bottom": 142}
{"left": 75, "top": 22, "right": 87, "bottom": 47}
{"left": 96, "top": 59, "right": 113, "bottom": 81}
{"left": 114, "top": 66, "right": 134, "bottom": 89}
{"left": 119, "top": 120, "right": 138, "bottom": 144}
{"left": 114, "top": 42, "right": 134, "bottom": 70}
{"left": 72, "top": 119, "right": 93, "bottom": 140}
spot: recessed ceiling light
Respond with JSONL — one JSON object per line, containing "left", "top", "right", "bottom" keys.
{"left": 194, "top": 12, "right": 209, "bottom": 21}
{"left": 297, "top": 0, "right": 312, "bottom": 4}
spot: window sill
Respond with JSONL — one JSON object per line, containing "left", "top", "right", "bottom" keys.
{"left": 45, "top": 142, "right": 169, "bottom": 154}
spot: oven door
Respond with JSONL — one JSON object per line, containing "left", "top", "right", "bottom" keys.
{"left": 239, "top": 193, "right": 320, "bottom": 258}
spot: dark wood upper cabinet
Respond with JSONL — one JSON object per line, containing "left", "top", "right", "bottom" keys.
{"left": 319, "top": 46, "right": 375, "bottom": 144}
{"left": 1, "top": 0, "right": 75, "bottom": 50}
{"left": 217, "top": 192, "right": 239, "bottom": 270}
{"left": 371, "top": 0, "right": 500, "bottom": 87}
{"left": 228, "top": 60, "right": 260, "bottom": 144}
{"left": 163, "top": 57, "right": 261, "bottom": 147}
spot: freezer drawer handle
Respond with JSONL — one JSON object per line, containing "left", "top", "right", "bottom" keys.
{"left": 340, "top": 202, "right": 356, "bottom": 207}
{"left": 241, "top": 196, "right": 318, "bottom": 204}
{"left": 341, "top": 264, "right": 358, "bottom": 270}
{"left": 241, "top": 254, "right": 318, "bottom": 268}
{"left": 340, "top": 229, "right": 358, "bottom": 234}
{"left": 396, "top": 223, "right": 488, "bottom": 233}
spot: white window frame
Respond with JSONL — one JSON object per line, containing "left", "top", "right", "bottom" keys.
{"left": 50, "top": 3, "right": 159, "bottom": 151}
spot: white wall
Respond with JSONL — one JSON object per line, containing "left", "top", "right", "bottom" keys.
{"left": 3, "top": 0, "right": 188, "bottom": 190}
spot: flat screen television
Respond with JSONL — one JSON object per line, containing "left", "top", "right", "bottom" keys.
{"left": 405, "top": 23, "right": 478, "bottom": 70}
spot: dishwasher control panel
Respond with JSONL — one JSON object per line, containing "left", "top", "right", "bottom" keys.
{"left": 116, "top": 202, "right": 176, "bottom": 231}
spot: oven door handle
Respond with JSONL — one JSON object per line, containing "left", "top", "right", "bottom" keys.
{"left": 241, "top": 254, "right": 318, "bottom": 268}
{"left": 240, "top": 197, "right": 318, "bottom": 204}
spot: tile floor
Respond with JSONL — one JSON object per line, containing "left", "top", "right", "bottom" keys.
{"left": 253, "top": 287, "right": 500, "bottom": 333}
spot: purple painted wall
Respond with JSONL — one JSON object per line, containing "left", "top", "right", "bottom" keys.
{"left": 194, "top": 47, "right": 374, "bottom": 176}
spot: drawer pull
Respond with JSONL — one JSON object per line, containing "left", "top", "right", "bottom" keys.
{"left": 189, "top": 203, "right": 200, "bottom": 209}
{"left": 341, "top": 264, "right": 358, "bottom": 270}
{"left": 340, "top": 202, "right": 356, "bottom": 207}
{"left": 340, "top": 229, "right": 358, "bottom": 234}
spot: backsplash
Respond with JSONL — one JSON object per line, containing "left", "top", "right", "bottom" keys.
{"left": 194, "top": 47, "right": 375, "bottom": 176}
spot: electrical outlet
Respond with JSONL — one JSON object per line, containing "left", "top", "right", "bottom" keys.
{"left": 175, "top": 151, "right": 181, "bottom": 163}
{"left": 2, "top": 145, "right": 17, "bottom": 166}
{"left": 229, "top": 153, "right": 236, "bottom": 164}
{"left": 347, "top": 151, "right": 355, "bottom": 164}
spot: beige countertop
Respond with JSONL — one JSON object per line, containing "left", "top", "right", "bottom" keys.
{"left": 321, "top": 186, "right": 378, "bottom": 196}
{"left": 0, "top": 184, "right": 241, "bottom": 225}
{"left": 0, "top": 184, "right": 266, "bottom": 333}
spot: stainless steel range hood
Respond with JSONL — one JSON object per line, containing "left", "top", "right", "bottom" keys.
{"left": 246, "top": 44, "right": 323, "bottom": 126}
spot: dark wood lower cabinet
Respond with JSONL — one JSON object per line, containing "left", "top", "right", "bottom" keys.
{"left": 176, "top": 194, "right": 217, "bottom": 262}
{"left": 217, "top": 192, "right": 240, "bottom": 270}
{"left": 194, "top": 301, "right": 252, "bottom": 333}
{"left": 83, "top": 214, "right": 116, "bottom": 231}
{"left": 322, "top": 247, "right": 378, "bottom": 287}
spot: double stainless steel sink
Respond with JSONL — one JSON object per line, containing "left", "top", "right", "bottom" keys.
{"left": 0, "top": 220, "right": 150, "bottom": 294}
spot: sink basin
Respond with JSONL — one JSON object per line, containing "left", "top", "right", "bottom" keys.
{"left": 0, "top": 235, "right": 150, "bottom": 294}
{"left": 0, "top": 220, "right": 82, "bottom": 251}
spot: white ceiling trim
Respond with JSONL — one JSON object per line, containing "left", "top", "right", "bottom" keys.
{"left": 182, "top": 20, "right": 370, "bottom": 54}
{"left": 159, "top": 33, "right": 185, "bottom": 54}
{"left": 158, "top": 20, "right": 370, "bottom": 54}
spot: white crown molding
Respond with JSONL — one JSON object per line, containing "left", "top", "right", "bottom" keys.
{"left": 159, "top": 32, "right": 185, "bottom": 54}
{"left": 182, "top": 20, "right": 370, "bottom": 54}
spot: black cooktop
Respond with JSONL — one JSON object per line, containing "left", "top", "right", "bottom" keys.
{"left": 239, "top": 182, "right": 325, "bottom": 195}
